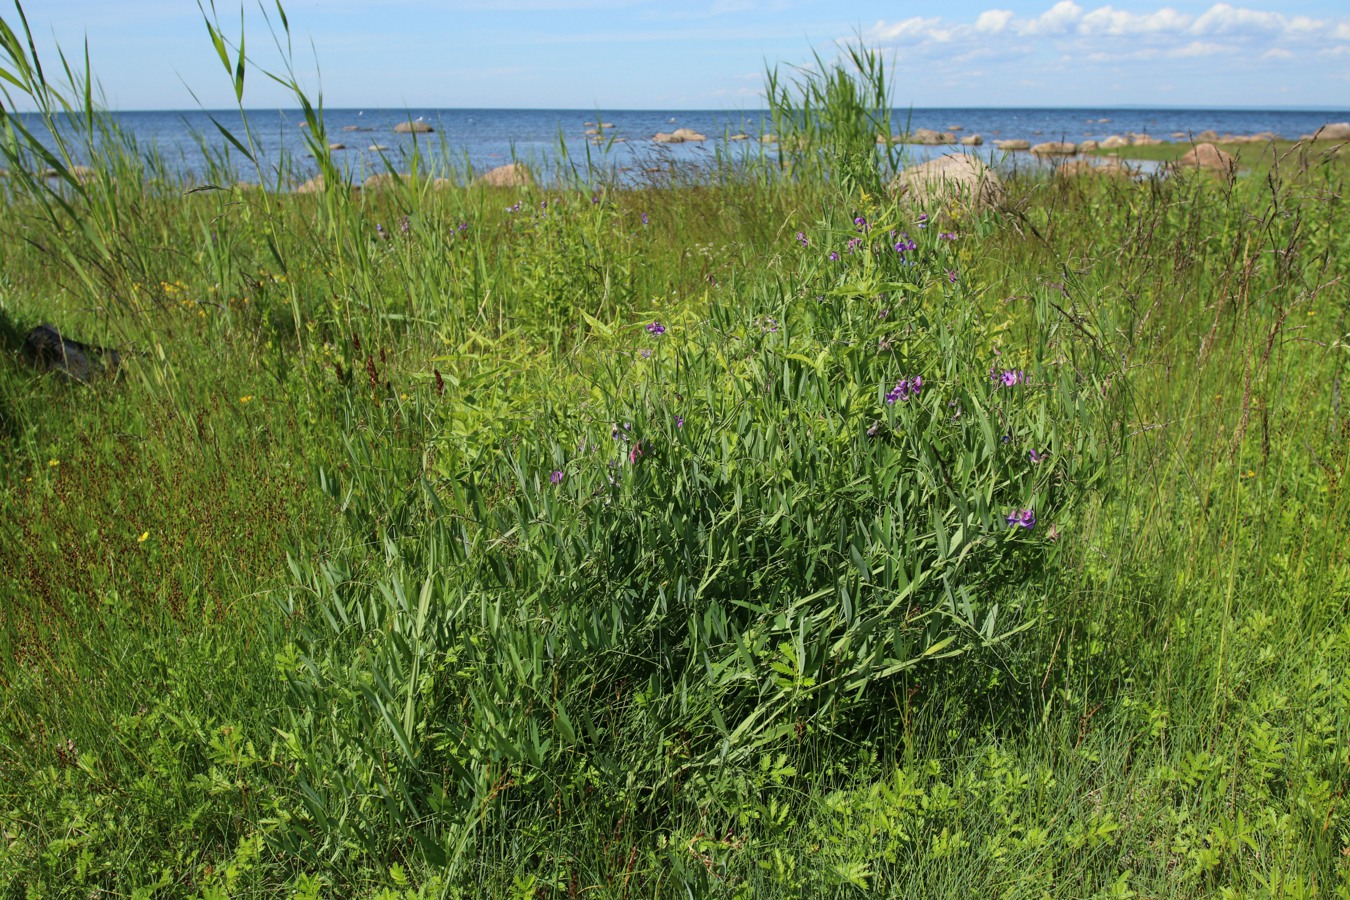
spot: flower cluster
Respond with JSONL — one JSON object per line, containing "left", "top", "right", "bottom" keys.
{"left": 992, "top": 368, "right": 1026, "bottom": 387}
{"left": 1006, "top": 508, "right": 1036, "bottom": 529}
{"left": 646, "top": 321, "right": 666, "bottom": 336}
{"left": 939, "top": 231, "right": 958, "bottom": 241}
{"left": 885, "top": 375, "right": 923, "bottom": 404}
{"left": 795, "top": 231, "right": 809, "bottom": 247}
{"left": 894, "top": 238, "right": 918, "bottom": 253}
{"left": 853, "top": 216, "right": 870, "bottom": 232}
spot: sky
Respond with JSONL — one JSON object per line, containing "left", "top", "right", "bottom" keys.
{"left": 5, "top": 1, "right": 1350, "bottom": 111}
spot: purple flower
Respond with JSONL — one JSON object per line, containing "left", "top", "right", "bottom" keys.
{"left": 591, "top": 195, "right": 600, "bottom": 204}
{"left": 946, "top": 268, "right": 958, "bottom": 284}
{"left": 994, "top": 369, "right": 1026, "bottom": 387}
{"left": 885, "top": 375, "right": 923, "bottom": 404}
{"left": 646, "top": 321, "right": 666, "bottom": 336}
{"left": 1006, "top": 508, "right": 1036, "bottom": 529}
{"left": 550, "top": 470, "right": 564, "bottom": 485}
{"left": 828, "top": 251, "right": 840, "bottom": 261}
{"left": 853, "top": 216, "right": 869, "bottom": 232}
{"left": 1029, "top": 449, "right": 1045, "bottom": 464}
{"left": 675, "top": 415, "right": 684, "bottom": 428}
{"left": 399, "top": 215, "right": 411, "bottom": 234}
{"left": 640, "top": 348, "right": 652, "bottom": 359}
{"left": 641, "top": 212, "right": 649, "bottom": 225}
{"left": 894, "top": 239, "right": 917, "bottom": 253}
{"left": 917, "top": 213, "right": 929, "bottom": 223}
{"left": 628, "top": 441, "right": 643, "bottom": 464}
{"left": 939, "top": 232, "right": 958, "bottom": 241}
{"left": 878, "top": 309, "right": 889, "bottom": 319}
{"left": 796, "top": 231, "right": 809, "bottom": 247}
{"left": 846, "top": 237, "right": 863, "bottom": 254}
{"left": 457, "top": 222, "right": 468, "bottom": 232}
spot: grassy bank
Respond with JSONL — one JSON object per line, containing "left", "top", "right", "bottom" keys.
{"left": 2, "top": 15, "right": 1348, "bottom": 899}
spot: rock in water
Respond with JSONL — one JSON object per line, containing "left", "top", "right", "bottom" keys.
{"left": 1315, "top": 122, "right": 1350, "bottom": 140}
{"left": 1031, "top": 141, "right": 1078, "bottom": 156}
{"left": 394, "top": 121, "right": 434, "bottom": 134}
{"left": 1100, "top": 135, "right": 1130, "bottom": 149}
{"left": 994, "top": 139, "right": 1030, "bottom": 151}
{"left": 960, "top": 134, "right": 983, "bottom": 146}
{"left": 22, "top": 324, "right": 121, "bottom": 382}
{"left": 890, "top": 153, "right": 1003, "bottom": 213}
{"left": 672, "top": 128, "right": 707, "bottom": 142}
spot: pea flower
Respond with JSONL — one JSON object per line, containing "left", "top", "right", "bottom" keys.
{"left": 550, "top": 470, "right": 564, "bottom": 484}
{"left": 646, "top": 321, "right": 666, "bottom": 336}
{"left": 1006, "top": 508, "right": 1036, "bottom": 529}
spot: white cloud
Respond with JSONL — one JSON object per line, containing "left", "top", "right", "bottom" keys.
{"left": 1191, "top": 4, "right": 1284, "bottom": 35}
{"left": 1078, "top": 6, "right": 1192, "bottom": 36}
{"left": 864, "top": 2, "right": 1350, "bottom": 66}
{"left": 974, "top": 10, "right": 1015, "bottom": 34}
{"left": 1170, "top": 41, "right": 1227, "bottom": 57}
{"left": 1016, "top": 1, "right": 1084, "bottom": 35}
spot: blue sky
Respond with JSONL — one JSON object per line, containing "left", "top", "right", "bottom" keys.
{"left": 7, "top": 1, "right": 1350, "bottom": 110}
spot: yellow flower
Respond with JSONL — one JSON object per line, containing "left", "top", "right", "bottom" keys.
{"left": 48, "top": 459, "right": 59, "bottom": 467}
{"left": 240, "top": 396, "right": 254, "bottom": 404}
{"left": 138, "top": 531, "right": 149, "bottom": 543}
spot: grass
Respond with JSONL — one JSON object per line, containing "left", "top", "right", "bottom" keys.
{"left": 1087, "top": 136, "right": 1348, "bottom": 174}
{"left": 1, "top": 10, "right": 1348, "bottom": 898}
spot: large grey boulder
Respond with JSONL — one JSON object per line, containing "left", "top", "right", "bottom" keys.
{"left": 994, "top": 139, "right": 1030, "bottom": 151}
{"left": 394, "top": 121, "right": 434, "bottom": 134}
{"left": 1315, "top": 122, "right": 1350, "bottom": 141}
{"left": 22, "top": 324, "right": 121, "bottom": 382}
{"left": 890, "top": 153, "right": 1003, "bottom": 213}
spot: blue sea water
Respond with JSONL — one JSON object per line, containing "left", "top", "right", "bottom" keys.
{"left": 20, "top": 106, "right": 1350, "bottom": 184}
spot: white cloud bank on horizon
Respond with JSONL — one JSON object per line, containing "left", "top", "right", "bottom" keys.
{"left": 868, "top": 2, "right": 1350, "bottom": 65}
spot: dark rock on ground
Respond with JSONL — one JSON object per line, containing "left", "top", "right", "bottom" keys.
{"left": 21, "top": 324, "right": 121, "bottom": 382}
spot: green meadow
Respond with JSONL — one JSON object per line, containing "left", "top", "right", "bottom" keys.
{"left": 1, "top": 9, "right": 1347, "bottom": 898}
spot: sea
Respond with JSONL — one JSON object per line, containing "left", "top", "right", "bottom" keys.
{"left": 17, "top": 107, "right": 1350, "bottom": 185}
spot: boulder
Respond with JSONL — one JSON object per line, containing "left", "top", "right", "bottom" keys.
{"left": 672, "top": 128, "right": 707, "bottom": 142}
{"left": 910, "top": 128, "right": 956, "bottom": 145}
{"left": 585, "top": 128, "right": 599, "bottom": 136}
{"left": 1100, "top": 135, "right": 1130, "bottom": 149}
{"left": 22, "top": 324, "right": 121, "bottom": 383}
{"left": 889, "top": 153, "right": 1003, "bottom": 213}
{"left": 1031, "top": 141, "right": 1077, "bottom": 156}
{"left": 394, "top": 121, "right": 434, "bottom": 134}
{"left": 947, "top": 125, "right": 964, "bottom": 131}
{"left": 1078, "top": 139, "right": 1099, "bottom": 151}
{"left": 653, "top": 132, "right": 682, "bottom": 143}
{"left": 729, "top": 133, "right": 749, "bottom": 141}
{"left": 1174, "top": 142, "right": 1235, "bottom": 175}
{"left": 600, "top": 121, "right": 614, "bottom": 128}
{"left": 994, "top": 139, "right": 1030, "bottom": 151}
{"left": 1130, "top": 134, "right": 1163, "bottom": 146}
{"left": 295, "top": 175, "right": 326, "bottom": 193}
{"left": 1315, "top": 122, "right": 1350, "bottom": 141}
{"left": 1056, "top": 159, "right": 1134, "bottom": 179}
{"left": 363, "top": 173, "right": 407, "bottom": 190}
{"left": 329, "top": 142, "right": 346, "bottom": 151}
{"left": 960, "top": 134, "right": 983, "bottom": 146}
{"left": 477, "top": 163, "right": 533, "bottom": 187}
{"left": 342, "top": 125, "right": 373, "bottom": 132}
{"left": 1196, "top": 129, "right": 1220, "bottom": 141}
{"left": 760, "top": 134, "right": 777, "bottom": 143}
{"left": 368, "top": 144, "right": 389, "bottom": 151}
